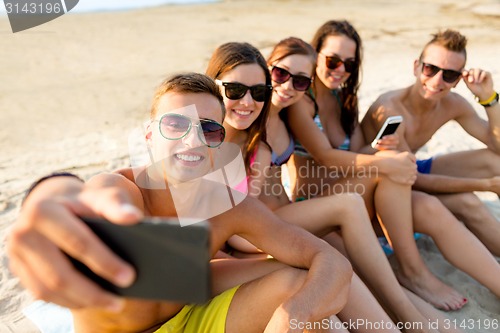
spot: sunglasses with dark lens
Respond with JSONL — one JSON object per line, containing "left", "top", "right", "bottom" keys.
{"left": 271, "top": 66, "right": 312, "bottom": 91}
{"left": 421, "top": 63, "right": 463, "bottom": 83}
{"left": 215, "top": 80, "right": 271, "bottom": 102}
{"left": 322, "top": 54, "right": 357, "bottom": 73}
{"left": 158, "top": 113, "right": 225, "bottom": 148}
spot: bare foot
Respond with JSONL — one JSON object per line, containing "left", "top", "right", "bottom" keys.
{"left": 395, "top": 267, "right": 467, "bottom": 311}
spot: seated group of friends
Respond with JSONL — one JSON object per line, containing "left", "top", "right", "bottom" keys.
{"left": 8, "top": 19, "right": 500, "bottom": 333}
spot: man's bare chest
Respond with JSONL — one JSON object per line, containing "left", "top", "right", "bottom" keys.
{"left": 403, "top": 110, "right": 452, "bottom": 151}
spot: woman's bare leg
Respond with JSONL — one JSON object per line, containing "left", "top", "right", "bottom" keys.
{"left": 326, "top": 235, "right": 467, "bottom": 333}
{"left": 372, "top": 179, "right": 466, "bottom": 311}
{"left": 403, "top": 288, "right": 465, "bottom": 333}
{"left": 274, "top": 193, "right": 435, "bottom": 332}
{"left": 412, "top": 191, "right": 500, "bottom": 297}
{"left": 337, "top": 274, "right": 402, "bottom": 333}
{"left": 307, "top": 315, "right": 350, "bottom": 333}
{"left": 222, "top": 261, "right": 401, "bottom": 333}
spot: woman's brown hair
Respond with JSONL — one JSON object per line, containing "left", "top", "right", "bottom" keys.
{"left": 311, "top": 20, "right": 362, "bottom": 138}
{"left": 206, "top": 42, "right": 272, "bottom": 171}
{"left": 267, "top": 36, "right": 317, "bottom": 73}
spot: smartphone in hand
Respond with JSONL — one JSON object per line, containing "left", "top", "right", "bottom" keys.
{"left": 70, "top": 217, "right": 211, "bottom": 304}
{"left": 371, "top": 115, "right": 403, "bottom": 149}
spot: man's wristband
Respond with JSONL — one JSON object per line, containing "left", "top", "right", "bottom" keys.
{"left": 23, "top": 172, "right": 83, "bottom": 205}
{"left": 476, "top": 91, "right": 499, "bottom": 107}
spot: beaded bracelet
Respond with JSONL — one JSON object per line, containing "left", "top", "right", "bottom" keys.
{"left": 22, "top": 172, "right": 83, "bottom": 205}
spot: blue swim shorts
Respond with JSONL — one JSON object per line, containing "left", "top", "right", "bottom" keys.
{"left": 416, "top": 157, "right": 433, "bottom": 174}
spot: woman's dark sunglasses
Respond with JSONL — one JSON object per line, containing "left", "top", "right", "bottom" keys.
{"left": 421, "top": 63, "right": 462, "bottom": 83}
{"left": 158, "top": 113, "right": 225, "bottom": 148}
{"left": 322, "top": 53, "right": 356, "bottom": 73}
{"left": 216, "top": 80, "right": 272, "bottom": 102}
{"left": 271, "top": 66, "right": 312, "bottom": 91}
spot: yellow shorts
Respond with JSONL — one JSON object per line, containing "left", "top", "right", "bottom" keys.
{"left": 154, "top": 285, "right": 240, "bottom": 333}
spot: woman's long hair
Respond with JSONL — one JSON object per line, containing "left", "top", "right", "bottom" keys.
{"left": 311, "top": 20, "right": 362, "bottom": 138}
{"left": 206, "top": 42, "right": 272, "bottom": 171}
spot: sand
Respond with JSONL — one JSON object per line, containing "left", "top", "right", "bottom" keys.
{"left": 0, "top": 0, "right": 499, "bottom": 331}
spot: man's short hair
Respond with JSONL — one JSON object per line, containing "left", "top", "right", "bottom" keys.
{"left": 419, "top": 29, "right": 467, "bottom": 61}
{"left": 150, "top": 72, "right": 225, "bottom": 119}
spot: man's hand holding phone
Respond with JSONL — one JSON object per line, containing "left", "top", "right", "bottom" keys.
{"left": 8, "top": 176, "right": 140, "bottom": 311}
{"left": 372, "top": 134, "right": 399, "bottom": 150}
{"left": 74, "top": 216, "right": 211, "bottom": 304}
{"left": 9, "top": 174, "right": 212, "bottom": 311}
{"left": 371, "top": 115, "right": 403, "bottom": 150}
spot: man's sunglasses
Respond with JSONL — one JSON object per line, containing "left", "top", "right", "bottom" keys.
{"left": 421, "top": 63, "right": 462, "bottom": 83}
{"left": 271, "top": 66, "right": 312, "bottom": 91}
{"left": 321, "top": 53, "right": 357, "bottom": 73}
{"left": 216, "top": 80, "right": 272, "bottom": 102}
{"left": 158, "top": 113, "right": 225, "bottom": 148}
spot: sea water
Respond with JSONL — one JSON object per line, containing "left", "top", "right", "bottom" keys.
{"left": 68, "top": 0, "right": 218, "bottom": 13}
{"left": 0, "top": 0, "right": 219, "bottom": 15}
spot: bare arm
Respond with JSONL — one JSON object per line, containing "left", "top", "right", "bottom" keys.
{"left": 360, "top": 100, "right": 406, "bottom": 153}
{"left": 347, "top": 119, "right": 378, "bottom": 153}
{"left": 288, "top": 98, "right": 416, "bottom": 185}
{"left": 248, "top": 142, "right": 272, "bottom": 198}
{"left": 360, "top": 100, "right": 492, "bottom": 196}
{"left": 215, "top": 196, "right": 353, "bottom": 326}
{"left": 7, "top": 173, "right": 141, "bottom": 310}
{"left": 414, "top": 173, "right": 500, "bottom": 195}
{"left": 459, "top": 69, "right": 500, "bottom": 153}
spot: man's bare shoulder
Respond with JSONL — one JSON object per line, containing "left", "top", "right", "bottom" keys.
{"left": 372, "top": 89, "right": 407, "bottom": 113}
{"left": 87, "top": 168, "right": 147, "bottom": 211}
{"left": 442, "top": 91, "right": 473, "bottom": 114}
{"left": 114, "top": 167, "right": 138, "bottom": 183}
{"left": 365, "top": 88, "right": 408, "bottom": 125}
{"left": 87, "top": 169, "right": 135, "bottom": 187}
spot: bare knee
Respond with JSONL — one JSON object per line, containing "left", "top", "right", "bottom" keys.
{"left": 450, "top": 192, "right": 483, "bottom": 212}
{"left": 330, "top": 193, "right": 368, "bottom": 221}
{"left": 444, "top": 193, "right": 495, "bottom": 230}
{"left": 339, "top": 192, "right": 365, "bottom": 207}
{"left": 484, "top": 150, "right": 500, "bottom": 174}
{"left": 267, "top": 267, "right": 309, "bottom": 298}
{"left": 413, "top": 193, "right": 456, "bottom": 234}
{"left": 413, "top": 193, "right": 440, "bottom": 220}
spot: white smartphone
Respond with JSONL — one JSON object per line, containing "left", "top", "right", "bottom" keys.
{"left": 371, "top": 115, "right": 403, "bottom": 149}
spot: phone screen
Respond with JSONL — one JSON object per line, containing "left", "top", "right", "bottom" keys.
{"left": 371, "top": 116, "right": 402, "bottom": 149}
{"left": 380, "top": 122, "right": 400, "bottom": 137}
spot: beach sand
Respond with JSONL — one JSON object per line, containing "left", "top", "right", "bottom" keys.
{"left": 1, "top": 0, "right": 499, "bottom": 331}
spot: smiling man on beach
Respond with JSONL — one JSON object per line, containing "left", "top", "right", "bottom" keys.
{"left": 362, "top": 29, "right": 500, "bottom": 257}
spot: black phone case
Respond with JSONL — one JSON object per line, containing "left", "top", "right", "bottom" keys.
{"left": 70, "top": 217, "right": 211, "bottom": 304}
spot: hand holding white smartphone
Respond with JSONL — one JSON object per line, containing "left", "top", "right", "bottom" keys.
{"left": 371, "top": 115, "right": 403, "bottom": 149}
